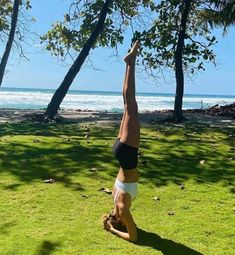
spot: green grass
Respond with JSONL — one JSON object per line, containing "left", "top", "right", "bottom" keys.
{"left": 0, "top": 120, "right": 234, "bottom": 255}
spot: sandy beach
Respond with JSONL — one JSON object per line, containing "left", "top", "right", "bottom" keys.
{"left": 0, "top": 108, "right": 234, "bottom": 128}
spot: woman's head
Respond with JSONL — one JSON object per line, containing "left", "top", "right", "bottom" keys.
{"left": 103, "top": 213, "right": 127, "bottom": 232}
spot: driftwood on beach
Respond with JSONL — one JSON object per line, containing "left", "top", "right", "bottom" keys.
{"left": 184, "top": 102, "right": 235, "bottom": 119}
{"left": 0, "top": 102, "right": 234, "bottom": 124}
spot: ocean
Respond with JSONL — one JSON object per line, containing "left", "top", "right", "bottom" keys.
{"left": 0, "top": 87, "right": 234, "bottom": 112}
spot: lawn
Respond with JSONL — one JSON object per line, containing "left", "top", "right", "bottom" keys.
{"left": 0, "top": 120, "right": 234, "bottom": 255}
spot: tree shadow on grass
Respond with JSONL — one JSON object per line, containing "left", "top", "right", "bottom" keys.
{"left": 0, "top": 121, "right": 234, "bottom": 190}
{"left": 0, "top": 140, "right": 115, "bottom": 188}
{"left": 36, "top": 240, "right": 61, "bottom": 255}
{"left": 138, "top": 123, "right": 234, "bottom": 188}
{"left": 137, "top": 228, "right": 204, "bottom": 255}
{"left": 0, "top": 121, "right": 116, "bottom": 137}
{"left": 0, "top": 122, "right": 118, "bottom": 190}
{"left": 2, "top": 183, "right": 21, "bottom": 190}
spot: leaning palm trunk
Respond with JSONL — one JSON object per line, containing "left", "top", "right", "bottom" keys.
{"left": 44, "top": 0, "right": 112, "bottom": 120}
{"left": 173, "top": 0, "right": 192, "bottom": 122}
{"left": 0, "top": 0, "right": 20, "bottom": 86}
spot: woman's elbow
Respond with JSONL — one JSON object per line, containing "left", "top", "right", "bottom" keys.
{"left": 129, "top": 234, "right": 138, "bottom": 242}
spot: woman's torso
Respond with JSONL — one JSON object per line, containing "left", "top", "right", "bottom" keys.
{"left": 117, "top": 168, "right": 139, "bottom": 183}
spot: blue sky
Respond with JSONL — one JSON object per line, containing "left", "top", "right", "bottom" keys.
{"left": 1, "top": 0, "right": 235, "bottom": 95}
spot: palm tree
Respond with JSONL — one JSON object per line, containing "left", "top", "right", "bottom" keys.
{"left": 44, "top": 0, "right": 112, "bottom": 120}
{"left": 0, "top": 0, "right": 20, "bottom": 86}
{"left": 201, "top": 0, "right": 235, "bottom": 33}
{"left": 173, "top": 0, "right": 192, "bottom": 122}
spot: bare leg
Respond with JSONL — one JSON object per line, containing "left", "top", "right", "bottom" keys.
{"left": 117, "top": 67, "right": 128, "bottom": 139}
{"left": 117, "top": 111, "right": 126, "bottom": 139}
{"left": 119, "top": 41, "right": 140, "bottom": 148}
{"left": 117, "top": 51, "right": 130, "bottom": 139}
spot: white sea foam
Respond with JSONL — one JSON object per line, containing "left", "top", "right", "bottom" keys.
{"left": 0, "top": 88, "right": 234, "bottom": 112}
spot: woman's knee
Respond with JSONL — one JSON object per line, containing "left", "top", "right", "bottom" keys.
{"left": 124, "top": 101, "right": 138, "bottom": 113}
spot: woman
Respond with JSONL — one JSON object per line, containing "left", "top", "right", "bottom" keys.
{"left": 103, "top": 41, "right": 140, "bottom": 242}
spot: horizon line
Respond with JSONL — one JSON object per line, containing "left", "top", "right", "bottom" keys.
{"left": 1, "top": 86, "right": 235, "bottom": 97}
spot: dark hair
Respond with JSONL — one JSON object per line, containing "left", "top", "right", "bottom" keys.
{"left": 103, "top": 213, "right": 127, "bottom": 232}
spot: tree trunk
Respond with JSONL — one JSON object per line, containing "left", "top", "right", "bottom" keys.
{"left": 0, "top": 0, "right": 20, "bottom": 86}
{"left": 173, "top": 0, "right": 191, "bottom": 122}
{"left": 44, "top": 0, "right": 112, "bottom": 120}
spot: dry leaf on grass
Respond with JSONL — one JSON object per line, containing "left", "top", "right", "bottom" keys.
{"left": 152, "top": 196, "right": 160, "bottom": 201}
{"left": 99, "top": 187, "right": 112, "bottom": 194}
{"left": 43, "top": 178, "right": 55, "bottom": 184}
{"left": 89, "top": 168, "right": 98, "bottom": 172}
{"left": 80, "top": 194, "right": 89, "bottom": 198}
{"left": 200, "top": 160, "right": 205, "bottom": 165}
{"left": 33, "top": 138, "right": 40, "bottom": 143}
{"left": 179, "top": 184, "right": 185, "bottom": 189}
{"left": 85, "top": 133, "right": 90, "bottom": 139}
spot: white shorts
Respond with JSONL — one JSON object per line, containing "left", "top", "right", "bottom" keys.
{"left": 113, "top": 179, "right": 138, "bottom": 203}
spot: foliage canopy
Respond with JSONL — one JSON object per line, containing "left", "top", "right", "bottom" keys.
{"left": 40, "top": 0, "right": 152, "bottom": 59}
{"left": 134, "top": 0, "right": 218, "bottom": 77}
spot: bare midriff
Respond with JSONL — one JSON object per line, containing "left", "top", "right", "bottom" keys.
{"left": 117, "top": 167, "right": 139, "bottom": 183}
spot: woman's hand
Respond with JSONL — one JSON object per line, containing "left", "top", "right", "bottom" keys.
{"left": 102, "top": 214, "right": 113, "bottom": 231}
{"left": 104, "top": 220, "right": 113, "bottom": 231}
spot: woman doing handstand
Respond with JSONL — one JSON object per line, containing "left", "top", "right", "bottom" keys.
{"left": 103, "top": 41, "right": 140, "bottom": 242}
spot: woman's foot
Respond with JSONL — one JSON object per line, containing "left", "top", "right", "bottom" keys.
{"left": 124, "top": 41, "right": 139, "bottom": 64}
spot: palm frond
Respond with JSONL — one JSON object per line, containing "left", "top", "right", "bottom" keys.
{"left": 200, "top": 0, "right": 235, "bottom": 34}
